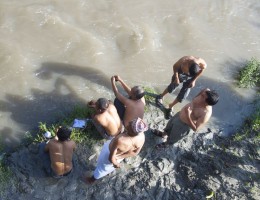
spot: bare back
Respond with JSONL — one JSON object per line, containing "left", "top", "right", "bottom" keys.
{"left": 173, "top": 56, "right": 207, "bottom": 74}
{"left": 45, "top": 139, "right": 76, "bottom": 175}
{"left": 123, "top": 97, "right": 145, "bottom": 126}
{"left": 94, "top": 104, "right": 122, "bottom": 136}
{"left": 109, "top": 132, "right": 145, "bottom": 159}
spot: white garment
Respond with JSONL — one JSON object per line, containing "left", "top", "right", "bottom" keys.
{"left": 93, "top": 140, "right": 123, "bottom": 179}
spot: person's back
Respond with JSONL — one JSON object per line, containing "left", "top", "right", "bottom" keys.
{"left": 176, "top": 56, "right": 206, "bottom": 75}
{"left": 109, "top": 128, "right": 145, "bottom": 158}
{"left": 96, "top": 103, "right": 123, "bottom": 137}
{"left": 45, "top": 127, "right": 76, "bottom": 176}
{"left": 123, "top": 97, "right": 145, "bottom": 127}
{"left": 109, "top": 117, "right": 147, "bottom": 167}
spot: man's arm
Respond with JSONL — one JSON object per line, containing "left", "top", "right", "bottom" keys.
{"left": 44, "top": 142, "right": 50, "bottom": 152}
{"left": 172, "top": 62, "right": 180, "bottom": 84}
{"left": 114, "top": 75, "right": 132, "bottom": 96}
{"left": 111, "top": 76, "right": 131, "bottom": 105}
{"left": 108, "top": 140, "right": 121, "bottom": 168}
{"left": 185, "top": 107, "right": 209, "bottom": 131}
{"left": 116, "top": 147, "right": 142, "bottom": 159}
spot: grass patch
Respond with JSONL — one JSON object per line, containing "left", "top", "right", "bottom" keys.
{"left": 33, "top": 105, "right": 102, "bottom": 146}
{"left": 144, "top": 87, "right": 157, "bottom": 103}
{"left": 233, "top": 107, "right": 260, "bottom": 142}
{"left": 238, "top": 57, "right": 260, "bottom": 88}
{"left": 0, "top": 158, "right": 12, "bottom": 197}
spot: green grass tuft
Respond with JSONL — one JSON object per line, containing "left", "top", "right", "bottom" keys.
{"left": 238, "top": 58, "right": 260, "bottom": 88}
{"left": 0, "top": 158, "right": 12, "bottom": 197}
{"left": 33, "top": 105, "right": 102, "bottom": 145}
{"left": 233, "top": 107, "right": 260, "bottom": 142}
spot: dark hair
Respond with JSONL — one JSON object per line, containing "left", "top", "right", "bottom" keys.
{"left": 96, "top": 98, "right": 109, "bottom": 111}
{"left": 206, "top": 90, "right": 219, "bottom": 106}
{"left": 57, "top": 127, "right": 71, "bottom": 141}
{"left": 133, "top": 86, "right": 145, "bottom": 99}
{"left": 189, "top": 63, "right": 200, "bottom": 76}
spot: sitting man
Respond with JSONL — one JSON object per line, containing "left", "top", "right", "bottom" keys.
{"left": 155, "top": 56, "right": 207, "bottom": 119}
{"left": 111, "top": 75, "right": 146, "bottom": 127}
{"left": 40, "top": 127, "right": 76, "bottom": 178}
{"left": 88, "top": 98, "right": 124, "bottom": 139}
{"left": 153, "top": 88, "right": 219, "bottom": 149}
{"left": 85, "top": 117, "right": 148, "bottom": 184}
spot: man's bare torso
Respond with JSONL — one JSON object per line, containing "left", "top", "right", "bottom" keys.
{"left": 109, "top": 132, "right": 145, "bottom": 158}
{"left": 95, "top": 104, "right": 122, "bottom": 136}
{"left": 174, "top": 56, "right": 206, "bottom": 74}
{"left": 179, "top": 95, "right": 212, "bottom": 130}
{"left": 45, "top": 139, "right": 76, "bottom": 175}
{"left": 124, "top": 98, "right": 145, "bottom": 126}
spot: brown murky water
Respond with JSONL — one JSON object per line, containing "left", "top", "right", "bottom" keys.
{"left": 0, "top": 0, "right": 259, "bottom": 146}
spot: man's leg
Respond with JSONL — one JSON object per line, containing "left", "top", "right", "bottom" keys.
{"left": 168, "top": 78, "right": 191, "bottom": 109}
{"left": 156, "top": 76, "right": 178, "bottom": 106}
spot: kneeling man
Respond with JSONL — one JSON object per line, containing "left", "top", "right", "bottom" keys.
{"left": 43, "top": 127, "right": 76, "bottom": 178}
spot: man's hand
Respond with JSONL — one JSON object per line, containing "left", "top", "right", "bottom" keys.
{"left": 88, "top": 100, "right": 96, "bottom": 108}
{"left": 114, "top": 75, "right": 121, "bottom": 82}
{"left": 174, "top": 77, "right": 180, "bottom": 85}
{"left": 111, "top": 76, "right": 116, "bottom": 83}
{"left": 189, "top": 81, "right": 196, "bottom": 88}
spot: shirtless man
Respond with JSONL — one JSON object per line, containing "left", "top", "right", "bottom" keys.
{"left": 111, "top": 75, "right": 145, "bottom": 126}
{"left": 85, "top": 117, "right": 147, "bottom": 184}
{"left": 44, "top": 127, "right": 76, "bottom": 177}
{"left": 156, "top": 56, "right": 207, "bottom": 119}
{"left": 153, "top": 88, "right": 219, "bottom": 148}
{"left": 88, "top": 98, "right": 123, "bottom": 139}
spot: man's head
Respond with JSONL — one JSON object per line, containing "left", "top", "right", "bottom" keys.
{"left": 96, "top": 98, "right": 109, "bottom": 112}
{"left": 131, "top": 86, "right": 145, "bottom": 100}
{"left": 57, "top": 127, "right": 71, "bottom": 142}
{"left": 205, "top": 90, "right": 219, "bottom": 106}
{"left": 128, "top": 118, "right": 148, "bottom": 136}
{"left": 189, "top": 63, "right": 201, "bottom": 76}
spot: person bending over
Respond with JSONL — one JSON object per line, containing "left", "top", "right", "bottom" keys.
{"left": 156, "top": 56, "right": 207, "bottom": 119}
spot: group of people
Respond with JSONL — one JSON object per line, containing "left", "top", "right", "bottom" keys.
{"left": 41, "top": 56, "right": 219, "bottom": 184}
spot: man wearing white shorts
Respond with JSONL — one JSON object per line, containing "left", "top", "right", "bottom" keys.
{"left": 85, "top": 117, "right": 148, "bottom": 184}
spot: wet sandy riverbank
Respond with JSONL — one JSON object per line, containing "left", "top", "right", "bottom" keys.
{"left": 1, "top": 104, "right": 260, "bottom": 200}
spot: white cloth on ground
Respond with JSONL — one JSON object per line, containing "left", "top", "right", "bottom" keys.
{"left": 93, "top": 140, "right": 123, "bottom": 179}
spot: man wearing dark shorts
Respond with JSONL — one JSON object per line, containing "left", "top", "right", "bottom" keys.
{"left": 153, "top": 88, "right": 219, "bottom": 149}
{"left": 156, "top": 56, "right": 207, "bottom": 119}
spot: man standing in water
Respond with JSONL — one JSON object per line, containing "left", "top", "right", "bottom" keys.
{"left": 43, "top": 127, "right": 76, "bottom": 178}
{"left": 85, "top": 117, "right": 147, "bottom": 184}
{"left": 88, "top": 98, "right": 124, "bottom": 139}
{"left": 153, "top": 88, "right": 219, "bottom": 149}
{"left": 155, "top": 56, "right": 207, "bottom": 119}
{"left": 111, "top": 75, "right": 145, "bottom": 126}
